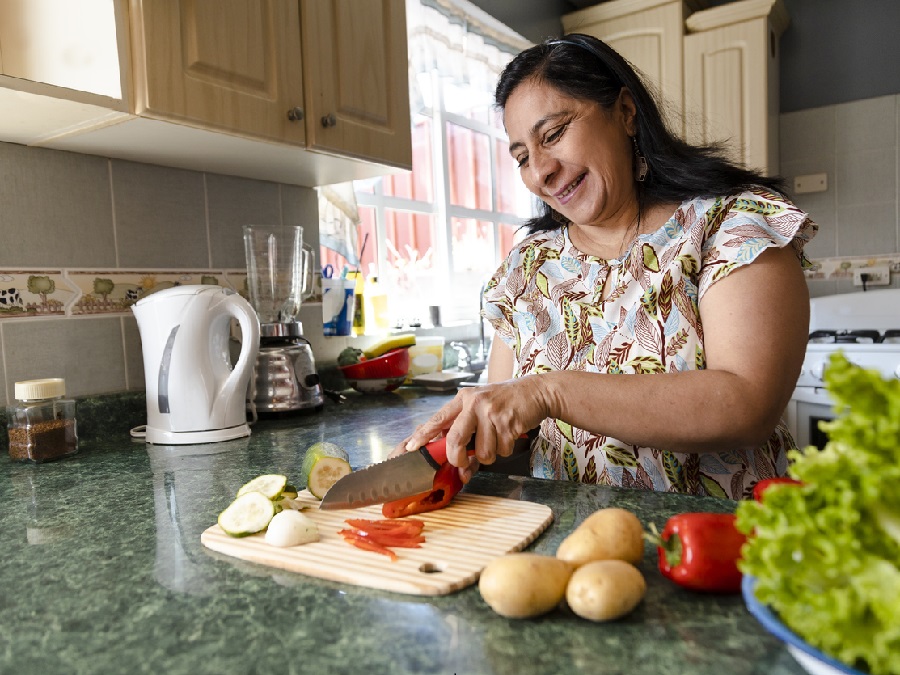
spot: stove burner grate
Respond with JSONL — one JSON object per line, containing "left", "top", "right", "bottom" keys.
{"left": 808, "top": 329, "right": 884, "bottom": 344}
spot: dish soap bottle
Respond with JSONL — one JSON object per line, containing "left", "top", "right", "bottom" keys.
{"left": 348, "top": 270, "right": 367, "bottom": 336}
{"left": 6, "top": 378, "right": 78, "bottom": 463}
{"left": 365, "top": 276, "right": 390, "bottom": 333}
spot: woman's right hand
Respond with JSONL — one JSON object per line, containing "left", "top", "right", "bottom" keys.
{"left": 394, "top": 374, "right": 552, "bottom": 478}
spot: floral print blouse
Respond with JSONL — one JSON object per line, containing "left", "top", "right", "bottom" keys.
{"left": 482, "top": 189, "right": 818, "bottom": 499}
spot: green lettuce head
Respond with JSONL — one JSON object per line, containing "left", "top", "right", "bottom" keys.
{"left": 736, "top": 352, "right": 900, "bottom": 675}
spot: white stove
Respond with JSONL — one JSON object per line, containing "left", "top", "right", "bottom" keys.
{"left": 786, "top": 288, "right": 900, "bottom": 448}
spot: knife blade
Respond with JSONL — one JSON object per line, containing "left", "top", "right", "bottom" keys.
{"left": 318, "top": 436, "right": 474, "bottom": 511}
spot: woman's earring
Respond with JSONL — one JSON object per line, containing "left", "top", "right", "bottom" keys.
{"left": 632, "top": 136, "right": 648, "bottom": 182}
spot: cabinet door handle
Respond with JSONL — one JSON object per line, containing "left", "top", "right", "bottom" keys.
{"left": 287, "top": 107, "right": 304, "bottom": 121}
{"left": 321, "top": 113, "right": 337, "bottom": 128}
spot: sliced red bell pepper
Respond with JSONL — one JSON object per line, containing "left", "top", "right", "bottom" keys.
{"left": 647, "top": 513, "right": 747, "bottom": 593}
{"left": 382, "top": 461, "right": 463, "bottom": 519}
{"left": 345, "top": 518, "right": 426, "bottom": 536}
{"left": 752, "top": 477, "right": 803, "bottom": 502}
{"left": 338, "top": 528, "right": 424, "bottom": 548}
{"left": 339, "top": 529, "right": 399, "bottom": 562}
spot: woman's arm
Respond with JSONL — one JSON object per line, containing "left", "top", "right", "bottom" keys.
{"left": 486, "top": 336, "right": 514, "bottom": 383}
{"left": 401, "top": 244, "right": 809, "bottom": 470}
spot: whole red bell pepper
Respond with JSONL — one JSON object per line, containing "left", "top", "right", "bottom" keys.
{"left": 649, "top": 513, "right": 747, "bottom": 593}
{"left": 752, "top": 477, "right": 802, "bottom": 502}
{"left": 382, "top": 461, "right": 463, "bottom": 519}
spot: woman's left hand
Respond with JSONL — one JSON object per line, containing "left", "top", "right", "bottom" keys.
{"left": 390, "top": 374, "right": 551, "bottom": 482}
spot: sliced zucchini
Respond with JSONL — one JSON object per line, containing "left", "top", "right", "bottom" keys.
{"left": 301, "top": 442, "right": 352, "bottom": 499}
{"left": 218, "top": 492, "right": 276, "bottom": 537}
{"left": 236, "top": 474, "right": 288, "bottom": 500}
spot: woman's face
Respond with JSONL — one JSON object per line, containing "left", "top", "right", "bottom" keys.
{"left": 504, "top": 79, "right": 637, "bottom": 228}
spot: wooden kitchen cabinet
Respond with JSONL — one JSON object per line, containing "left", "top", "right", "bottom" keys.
{"left": 683, "top": 0, "right": 789, "bottom": 174}
{"left": 0, "top": 0, "right": 411, "bottom": 187}
{"left": 0, "top": 0, "right": 124, "bottom": 98}
{"left": 0, "top": 0, "right": 131, "bottom": 145}
{"left": 128, "top": 0, "right": 307, "bottom": 146}
{"left": 128, "top": 0, "right": 411, "bottom": 170}
{"left": 299, "top": 0, "right": 412, "bottom": 168}
{"left": 562, "top": 0, "right": 709, "bottom": 137}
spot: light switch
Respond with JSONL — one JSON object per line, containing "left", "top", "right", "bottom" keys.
{"left": 793, "top": 173, "right": 828, "bottom": 194}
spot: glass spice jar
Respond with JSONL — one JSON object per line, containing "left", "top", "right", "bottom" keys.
{"left": 7, "top": 378, "right": 78, "bottom": 463}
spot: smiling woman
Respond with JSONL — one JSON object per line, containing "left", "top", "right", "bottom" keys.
{"left": 392, "top": 33, "right": 819, "bottom": 500}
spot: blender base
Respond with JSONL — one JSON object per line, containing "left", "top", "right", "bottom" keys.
{"left": 248, "top": 323, "right": 325, "bottom": 413}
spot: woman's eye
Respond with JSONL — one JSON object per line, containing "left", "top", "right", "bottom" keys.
{"left": 545, "top": 123, "right": 568, "bottom": 144}
{"left": 516, "top": 155, "right": 528, "bottom": 168}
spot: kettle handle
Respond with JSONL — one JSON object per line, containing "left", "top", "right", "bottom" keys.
{"left": 213, "top": 292, "right": 260, "bottom": 415}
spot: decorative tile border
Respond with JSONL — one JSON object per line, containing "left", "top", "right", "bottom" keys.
{"left": 804, "top": 254, "right": 900, "bottom": 281}
{"left": 0, "top": 270, "right": 72, "bottom": 318}
{"left": 0, "top": 255, "right": 891, "bottom": 321}
{"left": 0, "top": 268, "right": 250, "bottom": 320}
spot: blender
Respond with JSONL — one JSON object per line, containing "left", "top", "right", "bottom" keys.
{"left": 243, "top": 225, "right": 324, "bottom": 414}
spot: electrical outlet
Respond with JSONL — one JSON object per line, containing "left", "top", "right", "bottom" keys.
{"left": 852, "top": 265, "right": 890, "bottom": 287}
{"left": 794, "top": 173, "right": 828, "bottom": 194}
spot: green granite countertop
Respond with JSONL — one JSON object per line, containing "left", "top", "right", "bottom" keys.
{"left": 0, "top": 390, "right": 806, "bottom": 675}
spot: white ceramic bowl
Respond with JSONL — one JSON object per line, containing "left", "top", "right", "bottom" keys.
{"left": 742, "top": 576, "right": 868, "bottom": 675}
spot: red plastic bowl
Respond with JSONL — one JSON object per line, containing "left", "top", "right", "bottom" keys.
{"left": 338, "top": 347, "right": 410, "bottom": 380}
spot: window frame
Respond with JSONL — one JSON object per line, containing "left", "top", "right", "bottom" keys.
{"left": 356, "top": 70, "right": 531, "bottom": 325}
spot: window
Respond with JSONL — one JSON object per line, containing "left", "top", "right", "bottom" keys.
{"left": 320, "top": 0, "right": 534, "bottom": 329}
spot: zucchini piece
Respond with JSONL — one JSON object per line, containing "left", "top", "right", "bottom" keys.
{"left": 218, "top": 492, "right": 276, "bottom": 537}
{"left": 236, "top": 474, "right": 288, "bottom": 500}
{"left": 301, "top": 442, "right": 352, "bottom": 499}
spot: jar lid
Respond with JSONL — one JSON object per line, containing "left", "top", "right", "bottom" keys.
{"left": 14, "top": 378, "right": 66, "bottom": 401}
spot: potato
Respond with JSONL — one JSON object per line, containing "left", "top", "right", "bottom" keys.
{"left": 566, "top": 560, "right": 646, "bottom": 622}
{"left": 478, "top": 553, "right": 575, "bottom": 619}
{"left": 556, "top": 507, "right": 644, "bottom": 566}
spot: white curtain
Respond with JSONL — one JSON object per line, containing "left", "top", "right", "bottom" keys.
{"left": 406, "top": 0, "right": 531, "bottom": 114}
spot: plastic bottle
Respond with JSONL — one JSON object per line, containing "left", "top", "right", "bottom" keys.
{"left": 348, "top": 270, "right": 366, "bottom": 336}
{"left": 365, "top": 276, "right": 390, "bottom": 333}
{"left": 6, "top": 378, "right": 78, "bottom": 463}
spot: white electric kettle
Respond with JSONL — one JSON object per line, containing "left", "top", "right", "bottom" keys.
{"left": 132, "top": 285, "right": 260, "bottom": 445}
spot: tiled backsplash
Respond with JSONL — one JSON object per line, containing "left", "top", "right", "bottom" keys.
{"left": 2, "top": 92, "right": 899, "bottom": 403}
{"left": 779, "top": 94, "right": 900, "bottom": 297}
{"left": 0, "top": 141, "right": 330, "bottom": 407}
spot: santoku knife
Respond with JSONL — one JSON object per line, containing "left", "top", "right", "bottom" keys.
{"left": 318, "top": 436, "right": 474, "bottom": 511}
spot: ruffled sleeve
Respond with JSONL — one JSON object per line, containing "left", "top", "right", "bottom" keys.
{"left": 697, "top": 189, "right": 818, "bottom": 299}
{"left": 481, "top": 246, "right": 521, "bottom": 349}
{"left": 481, "top": 230, "right": 556, "bottom": 349}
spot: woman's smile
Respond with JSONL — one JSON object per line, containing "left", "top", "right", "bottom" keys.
{"left": 553, "top": 173, "right": 587, "bottom": 204}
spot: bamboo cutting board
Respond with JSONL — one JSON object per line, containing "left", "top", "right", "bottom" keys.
{"left": 201, "top": 491, "right": 554, "bottom": 596}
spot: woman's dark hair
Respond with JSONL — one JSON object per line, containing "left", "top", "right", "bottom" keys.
{"left": 495, "top": 34, "right": 786, "bottom": 233}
